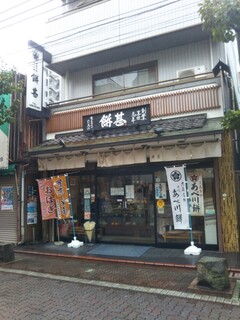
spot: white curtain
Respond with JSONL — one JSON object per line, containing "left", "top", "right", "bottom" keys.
{"left": 38, "top": 154, "right": 86, "bottom": 171}
{"left": 97, "top": 149, "right": 147, "bottom": 167}
{"left": 150, "top": 141, "right": 221, "bottom": 162}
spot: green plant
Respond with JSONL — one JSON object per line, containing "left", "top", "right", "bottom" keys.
{"left": 0, "top": 69, "right": 24, "bottom": 125}
{"left": 221, "top": 110, "right": 240, "bottom": 130}
{"left": 199, "top": 0, "right": 240, "bottom": 42}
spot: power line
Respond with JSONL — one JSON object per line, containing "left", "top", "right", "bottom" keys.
{"left": 0, "top": 0, "right": 32, "bottom": 16}
{"left": 44, "top": 0, "right": 189, "bottom": 48}
{"left": 48, "top": 15, "right": 199, "bottom": 61}
{"left": 0, "top": 0, "right": 198, "bottom": 66}
{"left": 0, "top": 0, "right": 180, "bottom": 32}
{"left": 45, "top": 6, "right": 199, "bottom": 62}
{"left": 45, "top": 0, "right": 180, "bottom": 42}
{"left": 0, "top": 0, "right": 84, "bottom": 24}
{"left": 0, "top": 0, "right": 60, "bottom": 29}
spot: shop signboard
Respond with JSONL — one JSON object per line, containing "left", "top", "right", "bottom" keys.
{"left": 26, "top": 48, "right": 43, "bottom": 112}
{"left": 84, "top": 188, "right": 91, "bottom": 220}
{"left": 165, "top": 165, "right": 190, "bottom": 230}
{"left": 83, "top": 104, "right": 150, "bottom": 132}
{"left": 51, "top": 175, "right": 71, "bottom": 220}
{"left": 37, "top": 178, "right": 57, "bottom": 220}
{"left": 155, "top": 182, "right": 167, "bottom": 199}
{"left": 187, "top": 172, "right": 204, "bottom": 216}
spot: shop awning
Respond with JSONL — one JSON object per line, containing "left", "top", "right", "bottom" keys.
{"left": 149, "top": 140, "right": 221, "bottom": 162}
{"left": 31, "top": 114, "right": 223, "bottom": 170}
{"left": 38, "top": 154, "right": 86, "bottom": 171}
{"left": 0, "top": 164, "right": 16, "bottom": 176}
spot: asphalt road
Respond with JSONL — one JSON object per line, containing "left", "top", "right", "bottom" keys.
{"left": 0, "top": 253, "right": 240, "bottom": 320}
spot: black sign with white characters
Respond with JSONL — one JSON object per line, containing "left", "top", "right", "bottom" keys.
{"left": 83, "top": 104, "right": 150, "bottom": 132}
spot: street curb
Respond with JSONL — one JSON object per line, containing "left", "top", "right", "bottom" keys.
{"left": 14, "top": 249, "right": 198, "bottom": 269}
{"left": 14, "top": 249, "right": 240, "bottom": 273}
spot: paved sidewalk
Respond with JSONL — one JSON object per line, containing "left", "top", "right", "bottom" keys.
{"left": 1, "top": 265, "right": 240, "bottom": 320}
{"left": 0, "top": 243, "right": 240, "bottom": 319}
{"left": 0, "top": 250, "right": 240, "bottom": 306}
{"left": 13, "top": 242, "right": 240, "bottom": 271}
{"left": 0, "top": 242, "right": 240, "bottom": 315}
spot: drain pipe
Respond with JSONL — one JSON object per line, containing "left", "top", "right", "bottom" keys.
{"left": 20, "top": 168, "right": 25, "bottom": 243}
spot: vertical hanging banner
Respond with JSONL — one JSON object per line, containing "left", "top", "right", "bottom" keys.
{"left": 84, "top": 188, "right": 91, "bottom": 219}
{"left": 0, "top": 95, "right": 10, "bottom": 169}
{"left": 26, "top": 48, "right": 43, "bottom": 112}
{"left": 37, "top": 178, "right": 57, "bottom": 220}
{"left": 51, "top": 175, "right": 71, "bottom": 220}
{"left": 165, "top": 165, "right": 190, "bottom": 230}
{"left": 187, "top": 172, "right": 204, "bottom": 216}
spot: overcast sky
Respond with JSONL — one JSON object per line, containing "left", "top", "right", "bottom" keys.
{"left": 0, "top": 0, "right": 58, "bottom": 73}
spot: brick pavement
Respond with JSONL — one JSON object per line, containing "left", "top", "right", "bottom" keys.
{"left": 1, "top": 252, "right": 240, "bottom": 299}
{"left": 1, "top": 253, "right": 197, "bottom": 292}
{"left": 1, "top": 246, "right": 240, "bottom": 319}
{"left": 0, "top": 265, "right": 240, "bottom": 320}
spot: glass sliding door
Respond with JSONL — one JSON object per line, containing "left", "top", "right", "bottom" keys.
{"left": 155, "top": 166, "right": 218, "bottom": 247}
{"left": 97, "top": 173, "right": 155, "bottom": 244}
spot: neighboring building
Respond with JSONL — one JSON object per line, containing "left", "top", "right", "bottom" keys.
{"left": 24, "top": 0, "right": 240, "bottom": 252}
{"left": 0, "top": 72, "right": 26, "bottom": 244}
{"left": 43, "top": 68, "right": 61, "bottom": 107}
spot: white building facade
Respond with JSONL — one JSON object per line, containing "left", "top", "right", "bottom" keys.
{"left": 25, "top": 0, "right": 240, "bottom": 252}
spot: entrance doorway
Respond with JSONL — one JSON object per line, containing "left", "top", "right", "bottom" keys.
{"left": 97, "top": 174, "right": 155, "bottom": 244}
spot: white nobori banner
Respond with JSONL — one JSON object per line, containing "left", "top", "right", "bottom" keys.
{"left": 165, "top": 165, "right": 190, "bottom": 230}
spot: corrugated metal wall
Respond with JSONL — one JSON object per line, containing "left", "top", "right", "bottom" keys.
{"left": 0, "top": 175, "right": 18, "bottom": 244}
{"left": 68, "top": 40, "right": 211, "bottom": 99}
{"left": 45, "top": 0, "right": 201, "bottom": 64}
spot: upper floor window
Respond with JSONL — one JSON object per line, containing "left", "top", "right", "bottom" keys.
{"left": 93, "top": 62, "right": 158, "bottom": 95}
{"left": 28, "top": 119, "right": 42, "bottom": 149}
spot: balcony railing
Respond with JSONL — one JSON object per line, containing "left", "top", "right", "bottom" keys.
{"left": 46, "top": 77, "right": 220, "bottom": 134}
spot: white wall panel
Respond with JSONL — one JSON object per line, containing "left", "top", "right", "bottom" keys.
{"left": 211, "top": 42, "right": 226, "bottom": 67}
{"left": 45, "top": 0, "right": 201, "bottom": 64}
{"left": 67, "top": 40, "right": 212, "bottom": 100}
{"left": 158, "top": 40, "right": 211, "bottom": 81}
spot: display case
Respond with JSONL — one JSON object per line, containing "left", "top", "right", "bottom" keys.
{"left": 99, "top": 197, "right": 147, "bottom": 226}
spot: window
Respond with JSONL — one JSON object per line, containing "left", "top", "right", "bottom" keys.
{"left": 28, "top": 119, "right": 42, "bottom": 149}
{"left": 155, "top": 167, "right": 218, "bottom": 246}
{"left": 93, "top": 62, "right": 158, "bottom": 95}
{"left": 97, "top": 174, "right": 155, "bottom": 243}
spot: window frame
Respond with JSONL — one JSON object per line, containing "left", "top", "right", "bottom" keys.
{"left": 93, "top": 61, "right": 158, "bottom": 95}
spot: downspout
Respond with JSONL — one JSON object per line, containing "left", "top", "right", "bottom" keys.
{"left": 20, "top": 168, "right": 25, "bottom": 243}
{"left": 220, "top": 68, "right": 227, "bottom": 114}
{"left": 64, "top": 71, "right": 70, "bottom": 101}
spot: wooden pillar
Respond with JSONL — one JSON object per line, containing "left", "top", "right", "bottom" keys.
{"left": 217, "top": 131, "right": 239, "bottom": 252}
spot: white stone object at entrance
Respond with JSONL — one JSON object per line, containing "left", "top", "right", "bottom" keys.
{"left": 184, "top": 241, "right": 202, "bottom": 255}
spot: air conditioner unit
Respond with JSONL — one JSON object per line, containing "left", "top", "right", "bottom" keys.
{"left": 177, "top": 65, "right": 206, "bottom": 79}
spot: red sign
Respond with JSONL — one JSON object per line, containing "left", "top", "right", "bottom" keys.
{"left": 37, "top": 179, "right": 56, "bottom": 220}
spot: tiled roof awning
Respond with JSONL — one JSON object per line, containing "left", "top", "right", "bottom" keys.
{"left": 40, "top": 113, "right": 208, "bottom": 148}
